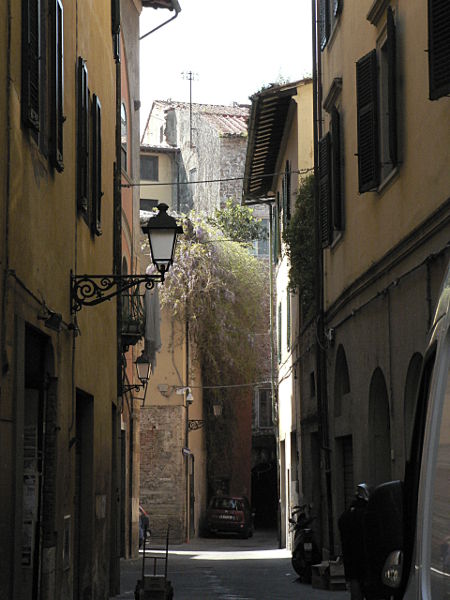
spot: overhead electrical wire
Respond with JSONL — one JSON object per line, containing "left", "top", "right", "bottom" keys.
{"left": 121, "top": 167, "right": 314, "bottom": 188}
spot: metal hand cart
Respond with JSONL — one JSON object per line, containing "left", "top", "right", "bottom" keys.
{"left": 135, "top": 526, "right": 174, "bottom": 599}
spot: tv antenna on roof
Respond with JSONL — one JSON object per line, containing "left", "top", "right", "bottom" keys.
{"left": 181, "top": 71, "right": 198, "bottom": 148}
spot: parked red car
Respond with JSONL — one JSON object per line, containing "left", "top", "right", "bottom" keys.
{"left": 205, "top": 495, "right": 254, "bottom": 539}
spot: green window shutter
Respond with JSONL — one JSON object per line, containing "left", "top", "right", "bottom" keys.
{"left": 319, "top": 0, "right": 330, "bottom": 51}
{"left": 22, "top": 0, "right": 41, "bottom": 132}
{"left": 92, "top": 94, "right": 102, "bottom": 236}
{"left": 319, "top": 132, "right": 332, "bottom": 248}
{"left": 50, "top": 0, "right": 64, "bottom": 172}
{"left": 77, "top": 57, "right": 89, "bottom": 214}
{"left": 428, "top": 0, "right": 450, "bottom": 100}
{"left": 387, "top": 7, "right": 397, "bottom": 167}
{"left": 331, "top": 107, "right": 343, "bottom": 231}
{"left": 356, "top": 49, "right": 379, "bottom": 193}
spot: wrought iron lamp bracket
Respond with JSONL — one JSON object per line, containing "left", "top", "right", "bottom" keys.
{"left": 188, "top": 419, "right": 205, "bottom": 431}
{"left": 70, "top": 271, "right": 163, "bottom": 313}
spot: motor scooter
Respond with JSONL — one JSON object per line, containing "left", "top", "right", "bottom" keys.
{"left": 289, "top": 504, "right": 321, "bottom": 583}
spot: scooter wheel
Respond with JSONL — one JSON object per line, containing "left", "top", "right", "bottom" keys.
{"left": 292, "top": 557, "right": 312, "bottom": 583}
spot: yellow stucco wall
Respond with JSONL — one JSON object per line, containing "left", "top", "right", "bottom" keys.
{"left": 321, "top": 1, "right": 450, "bottom": 307}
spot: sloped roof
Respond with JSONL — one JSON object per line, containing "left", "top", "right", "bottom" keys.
{"left": 151, "top": 100, "right": 250, "bottom": 137}
{"left": 242, "top": 80, "right": 310, "bottom": 203}
{"left": 142, "top": 0, "right": 179, "bottom": 9}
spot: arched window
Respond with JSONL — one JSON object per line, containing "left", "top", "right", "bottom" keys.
{"left": 121, "top": 102, "right": 127, "bottom": 172}
{"left": 334, "top": 344, "right": 350, "bottom": 417}
{"left": 369, "top": 368, "right": 391, "bottom": 485}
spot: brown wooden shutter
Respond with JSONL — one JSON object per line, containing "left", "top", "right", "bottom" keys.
{"left": 22, "top": 0, "right": 41, "bottom": 132}
{"left": 77, "top": 57, "right": 89, "bottom": 213}
{"left": 50, "top": 0, "right": 64, "bottom": 172}
{"left": 387, "top": 7, "right": 397, "bottom": 167}
{"left": 428, "top": 0, "right": 450, "bottom": 100}
{"left": 319, "top": 0, "right": 330, "bottom": 51}
{"left": 356, "top": 49, "right": 379, "bottom": 193}
{"left": 92, "top": 94, "right": 103, "bottom": 236}
{"left": 319, "top": 132, "right": 332, "bottom": 248}
{"left": 331, "top": 107, "right": 343, "bottom": 231}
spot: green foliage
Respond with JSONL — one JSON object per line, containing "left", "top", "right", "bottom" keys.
{"left": 207, "top": 199, "right": 267, "bottom": 246}
{"left": 282, "top": 175, "right": 316, "bottom": 323}
{"left": 158, "top": 211, "right": 269, "bottom": 386}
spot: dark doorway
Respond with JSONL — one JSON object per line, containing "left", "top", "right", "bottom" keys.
{"left": 73, "top": 391, "right": 94, "bottom": 600}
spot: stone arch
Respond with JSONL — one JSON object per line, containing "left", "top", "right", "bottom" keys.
{"left": 404, "top": 353, "right": 423, "bottom": 457}
{"left": 369, "top": 368, "right": 391, "bottom": 485}
{"left": 334, "top": 344, "right": 350, "bottom": 417}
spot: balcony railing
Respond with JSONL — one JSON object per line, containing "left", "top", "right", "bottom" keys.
{"left": 121, "top": 287, "right": 145, "bottom": 349}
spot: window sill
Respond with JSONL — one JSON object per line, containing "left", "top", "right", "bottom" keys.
{"left": 377, "top": 166, "right": 399, "bottom": 194}
{"left": 330, "top": 229, "right": 344, "bottom": 251}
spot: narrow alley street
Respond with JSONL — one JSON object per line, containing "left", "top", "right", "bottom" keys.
{"left": 112, "top": 529, "right": 350, "bottom": 600}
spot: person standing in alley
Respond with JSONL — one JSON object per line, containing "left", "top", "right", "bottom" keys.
{"left": 338, "top": 483, "right": 373, "bottom": 600}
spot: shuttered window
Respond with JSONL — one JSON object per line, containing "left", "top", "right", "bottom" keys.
{"left": 386, "top": 7, "right": 397, "bottom": 168}
{"left": 319, "top": 0, "right": 330, "bottom": 50}
{"left": 50, "top": 0, "right": 64, "bottom": 172}
{"left": 22, "top": 0, "right": 41, "bottom": 132}
{"left": 91, "top": 94, "right": 102, "bottom": 236}
{"left": 331, "top": 107, "right": 343, "bottom": 231}
{"left": 319, "top": 132, "right": 332, "bottom": 248}
{"left": 77, "top": 57, "right": 89, "bottom": 214}
{"left": 356, "top": 49, "right": 379, "bottom": 193}
{"left": 428, "top": 0, "right": 450, "bottom": 100}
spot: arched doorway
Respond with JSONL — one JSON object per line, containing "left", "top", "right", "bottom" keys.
{"left": 369, "top": 368, "right": 391, "bottom": 485}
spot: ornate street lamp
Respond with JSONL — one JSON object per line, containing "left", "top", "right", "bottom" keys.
{"left": 71, "top": 203, "right": 183, "bottom": 312}
{"left": 142, "top": 203, "right": 184, "bottom": 276}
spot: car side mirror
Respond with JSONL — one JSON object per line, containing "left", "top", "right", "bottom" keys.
{"left": 382, "top": 550, "right": 403, "bottom": 588}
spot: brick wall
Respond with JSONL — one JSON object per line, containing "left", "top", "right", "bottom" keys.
{"left": 140, "top": 405, "right": 186, "bottom": 543}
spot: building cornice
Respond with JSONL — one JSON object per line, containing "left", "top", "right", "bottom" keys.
{"left": 323, "top": 77, "right": 343, "bottom": 113}
{"left": 367, "top": 0, "right": 390, "bottom": 26}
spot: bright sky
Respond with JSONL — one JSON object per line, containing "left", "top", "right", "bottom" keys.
{"left": 139, "top": 0, "right": 312, "bottom": 133}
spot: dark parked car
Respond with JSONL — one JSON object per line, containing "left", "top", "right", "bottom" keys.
{"left": 205, "top": 495, "right": 254, "bottom": 539}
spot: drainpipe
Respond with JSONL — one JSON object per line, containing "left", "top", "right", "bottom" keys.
{"left": 312, "top": 0, "right": 334, "bottom": 554}
{"left": 139, "top": 2, "right": 181, "bottom": 41}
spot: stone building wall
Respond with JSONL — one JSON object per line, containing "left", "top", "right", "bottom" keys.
{"left": 219, "top": 136, "right": 247, "bottom": 206}
{"left": 140, "top": 405, "right": 186, "bottom": 543}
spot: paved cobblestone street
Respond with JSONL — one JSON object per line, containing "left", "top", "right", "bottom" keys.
{"left": 112, "top": 529, "right": 350, "bottom": 600}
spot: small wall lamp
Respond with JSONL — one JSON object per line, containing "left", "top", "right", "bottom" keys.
{"left": 122, "top": 351, "right": 151, "bottom": 394}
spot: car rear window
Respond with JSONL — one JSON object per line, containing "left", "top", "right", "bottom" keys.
{"left": 211, "top": 498, "right": 243, "bottom": 511}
